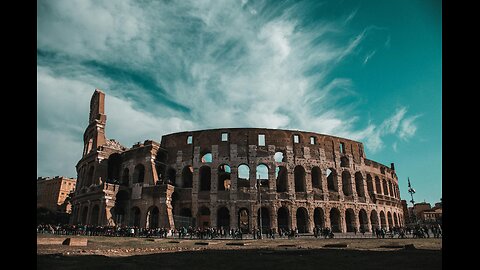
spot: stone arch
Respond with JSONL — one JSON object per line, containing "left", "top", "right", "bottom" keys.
{"left": 166, "top": 167, "right": 176, "bottom": 186}
{"left": 370, "top": 210, "right": 379, "bottom": 230}
{"left": 393, "top": 212, "right": 399, "bottom": 227}
{"left": 296, "top": 207, "right": 309, "bottom": 233}
{"left": 355, "top": 172, "right": 365, "bottom": 197}
{"left": 90, "top": 205, "right": 100, "bottom": 226}
{"left": 380, "top": 211, "right": 387, "bottom": 229}
{"left": 342, "top": 170, "right": 353, "bottom": 196}
{"left": 387, "top": 211, "right": 393, "bottom": 229}
{"left": 107, "top": 153, "right": 122, "bottom": 183}
{"left": 201, "top": 152, "right": 212, "bottom": 163}
{"left": 375, "top": 176, "right": 382, "bottom": 194}
{"left": 182, "top": 166, "right": 193, "bottom": 188}
{"left": 340, "top": 156, "right": 349, "bottom": 167}
{"left": 113, "top": 190, "right": 129, "bottom": 226}
{"left": 81, "top": 205, "right": 88, "bottom": 224}
{"left": 311, "top": 166, "right": 322, "bottom": 190}
{"left": 294, "top": 165, "right": 306, "bottom": 192}
{"left": 238, "top": 208, "right": 250, "bottom": 233}
{"left": 199, "top": 166, "right": 211, "bottom": 191}
{"left": 314, "top": 208, "right": 325, "bottom": 228}
{"left": 217, "top": 206, "right": 230, "bottom": 229}
{"left": 366, "top": 174, "right": 374, "bottom": 197}
{"left": 121, "top": 168, "right": 129, "bottom": 186}
{"left": 218, "top": 164, "right": 231, "bottom": 191}
{"left": 277, "top": 207, "right": 289, "bottom": 230}
{"left": 146, "top": 206, "right": 159, "bottom": 229}
{"left": 345, "top": 208, "right": 356, "bottom": 232}
{"left": 133, "top": 164, "right": 145, "bottom": 183}
{"left": 388, "top": 181, "right": 394, "bottom": 197}
{"left": 327, "top": 168, "right": 338, "bottom": 192}
{"left": 198, "top": 206, "right": 211, "bottom": 228}
{"left": 382, "top": 179, "right": 389, "bottom": 196}
{"left": 276, "top": 166, "right": 288, "bottom": 192}
{"left": 130, "top": 207, "right": 141, "bottom": 227}
{"left": 359, "top": 209, "right": 369, "bottom": 232}
{"left": 237, "top": 164, "right": 250, "bottom": 188}
{"left": 257, "top": 207, "right": 270, "bottom": 233}
{"left": 256, "top": 164, "right": 269, "bottom": 186}
{"left": 329, "top": 208, "right": 341, "bottom": 233}
{"left": 274, "top": 150, "right": 286, "bottom": 162}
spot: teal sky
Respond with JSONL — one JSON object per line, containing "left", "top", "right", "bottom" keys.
{"left": 37, "top": 0, "right": 441, "bottom": 206}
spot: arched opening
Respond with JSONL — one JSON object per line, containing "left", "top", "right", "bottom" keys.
{"left": 340, "top": 156, "right": 349, "bottom": 167}
{"left": 237, "top": 164, "right": 250, "bottom": 188}
{"left": 393, "top": 212, "right": 399, "bottom": 227}
{"left": 133, "top": 164, "right": 145, "bottom": 183}
{"left": 201, "top": 152, "right": 212, "bottom": 163}
{"left": 146, "top": 206, "right": 159, "bottom": 229}
{"left": 218, "top": 164, "right": 231, "bottom": 191}
{"left": 355, "top": 172, "right": 365, "bottom": 197}
{"left": 114, "top": 190, "right": 129, "bottom": 226}
{"left": 314, "top": 208, "right": 325, "bottom": 228}
{"left": 274, "top": 151, "right": 286, "bottom": 162}
{"left": 256, "top": 164, "right": 269, "bottom": 187}
{"left": 86, "top": 167, "right": 94, "bottom": 187}
{"left": 166, "top": 167, "right": 176, "bottom": 186}
{"left": 198, "top": 206, "right": 210, "bottom": 228}
{"left": 359, "top": 209, "right": 369, "bottom": 232}
{"left": 121, "top": 168, "right": 129, "bottom": 186}
{"left": 277, "top": 207, "right": 289, "bottom": 230}
{"left": 199, "top": 166, "right": 211, "bottom": 191}
{"left": 382, "top": 179, "right": 389, "bottom": 196}
{"left": 366, "top": 174, "right": 374, "bottom": 197}
{"left": 342, "top": 171, "right": 353, "bottom": 196}
{"left": 296, "top": 207, "right": 309, "bottom": 233}
{"left": 182, "top": 166, "right": 193, "bottom": 188}
{"left": 388, "top": 181, "right": 394, "bottom": 197}
{"left": 81, "top": 206, "right": 88, "bottom": 224}
{"left": 375, "top": 176, "right": 382, "bottom": 194}
{"left": 171, "top": 192, "right": 179, "bottom": 215}
{"left": 330, "top": 208, "right": 341, "bottom": 233}
{"left": 217, "top": 207, "right": 230, "bottom": 229}
{"left": 107, "top": 153, "right": 122, "bottom": 183}
{"left": 370, "top": 210, "right": 379, "bottom": 230}
{"left": 327, "top": 168, "right": 338, "bottom": 192}
{"left": 180, "top": 208, "right": 192, "bottom": 217}
{"left": 380, "top": 211, "right": 387, "bottom": 229}
{"left": 238, "top": 208, "right": 249, "bottom": 233}
{"left": 276, "top": 166, "right": 288, "bottom": 192}
{"left": 294, "top": 166, "right": 306, "bottom": 192}
{"left": 130, "top": 207, "right": 141, "bottom": 227}
{"left": 90, "top": 205, "right": 100, "bottom": 226}
{"left": 155, "top": 150, "right": 167, "bottom": 182}
{"left": 311, "top": 166, "right": 322, "bottom": 190}
{"left": 387, "top": 211, "right": 393, "bottom": 229}
{"left": 345, "top": 208, "right": 356, "bottom": 232}
{"left": 257, "top": 207, "right": 270, "bottom": 234}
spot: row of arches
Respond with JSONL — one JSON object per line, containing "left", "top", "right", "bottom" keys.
{"left": 167, "top": 164, "right": 399, "bottom": 199}
{"left": 76, "top": 202, "right": 403, "bottom": 234}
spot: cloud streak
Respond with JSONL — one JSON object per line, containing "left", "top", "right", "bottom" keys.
{"left": 37, "top": 0, "right": 419, "bottom": 177}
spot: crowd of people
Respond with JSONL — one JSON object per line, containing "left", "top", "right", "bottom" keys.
{"left": 37, "top": 223, "right": 442, "bottom": 239}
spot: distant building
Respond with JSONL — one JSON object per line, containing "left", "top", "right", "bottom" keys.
{"left": 37, "top": 176, "right": 76, "bottom": 213}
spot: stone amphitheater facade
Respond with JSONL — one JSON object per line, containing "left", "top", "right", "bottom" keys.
{"left": 70, "top": 89, "right": 404, "bottom": 233}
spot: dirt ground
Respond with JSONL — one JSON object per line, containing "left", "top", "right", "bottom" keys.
{"left": 37, "top": 234, "right": 442, "bottom": 270}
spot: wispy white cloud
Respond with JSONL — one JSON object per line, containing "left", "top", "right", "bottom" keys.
{"left": 363, "top": 50, "right": 376, "bottom": 65}
{"left": 37, "top": 0, "right": 419, "bottom": 176}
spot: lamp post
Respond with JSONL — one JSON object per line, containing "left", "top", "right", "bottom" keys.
{"left": 407, "top": 177, "right": 417, "bottom": 224}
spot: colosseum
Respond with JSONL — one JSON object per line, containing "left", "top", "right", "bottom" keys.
{"left": 70, "top": 89, "right": 405, "bottom": 234}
